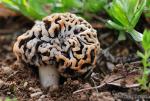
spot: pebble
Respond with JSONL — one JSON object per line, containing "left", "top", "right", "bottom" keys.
{"left": 37, "top": 95, "right": 46, "bottom": 101}
{"left": 23, "top": 82, "right": 28, "bottom": 87}
{"left": 7, "top": 92, "right": 11, "bottom": 95}
{"left": 29, "top": 87, "right": 41, "bottom": 92}
{"left": 72, "top": 80, "right": 80, "bottom": 85}
{"left": 30, "top": 92, "right": 43, "bottom": 98}
{"left": 106, "top": 62, "right": 115, "bottom": 71}
{"left": 40, "top": 95, "right": 46, "bottom": 99}
{"left": 2, "top": 66, "right": 13, "bottom": 74}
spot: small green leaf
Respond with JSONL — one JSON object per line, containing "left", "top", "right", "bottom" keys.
{"left": 142, "top": 29, "right": 150, "bottom": 50}
{"left": 123, "top": 0, "right": 139, "bottom": 21}
{"left": 144, "top": 69, "right": 150, "bottom": 75}
{"left": 105, "top": 0, "right": 146, "bottom": 42}
{"left": 128, "top": 29, "right": 143, "bottom": 42}
{"left": 130, "top": 0, "right": 146, "bottom": 28}
{"left": 107, "top": 20, "right": 124, "bottom": 30}
{"left": 137, "top": 51, "right": 144, "bottom": 58}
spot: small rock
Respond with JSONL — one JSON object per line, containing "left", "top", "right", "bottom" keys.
{"left": 40, "top": 95, "right": 45, "bottom": 99}
{"left": 30, "top": 92, "right": 43, "bottom": 98}
{"left": 2, "top": 66, "right": 13, "bottom": 74}
{"left": 72, "top": 80, "right": 80, "bottom": 85}
{"left": 29, "top": 87, "right": 41, "bottom": 92}
{"left": 0, "top": 79, "right": 4, "bottom": 88}
{"left": 29, "top": 87, "right": 34, "bottom": 91}
{"left": 38, "top": 95, "right": 46, "bottom": 101}
{"left": 23, "top": 82, "right": 28, "bottom": 87}
{"left": 106, "top": 62, "right": 115, "bottom": 71}
{"left": 7, "top": 92, "right": 11, "bottom": 95}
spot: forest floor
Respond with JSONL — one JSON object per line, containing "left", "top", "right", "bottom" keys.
{"left": 0, "top": 10, "right": 150, "bottom": 101}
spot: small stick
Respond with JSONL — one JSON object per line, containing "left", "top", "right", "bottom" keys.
{"left": 73, "top": 76, "right": 124, "bottom": 94}
{"left": 73, "top": 82, "right": 106, "bottom": 94}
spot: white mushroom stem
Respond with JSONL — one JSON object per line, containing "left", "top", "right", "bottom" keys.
{"left": 38, "top": 65, "right": 59, "bottom": 88}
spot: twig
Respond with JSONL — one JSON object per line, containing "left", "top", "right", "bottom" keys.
{"left": 102, "top": 40, "right": 120, "bottom": 62}
{"left": 73, "top": 82, "right": 106, "bottom": 94}
{"left": 115, "top": 60, "right": 141, "bottom": 68}
{"left": 100, "top": 32, "right": 112, "bottom": 40}
{"left": 73, "top": 76, "right": 124, "bottom": 94}
{"left": 90, "top": 78, "right": 99, "bottom": 93}
{"left": 6, "top": 71, "right": 18, "bottom": 81}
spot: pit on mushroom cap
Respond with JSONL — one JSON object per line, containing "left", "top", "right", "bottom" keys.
{"left": 13, "top": 13, "right": 101, "bottom": 88}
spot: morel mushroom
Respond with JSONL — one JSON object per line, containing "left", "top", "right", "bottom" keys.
{"left": 13, "top": 13, "right": 100, "bottom": 88}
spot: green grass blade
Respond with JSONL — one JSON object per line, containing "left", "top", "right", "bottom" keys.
{"left": 107, "top": 20, "right": 124, "bottom": 30}
{"left": 1, "top": 0, "right": 20, "bottom": 11}
{"left": 130, "top": 0, "right": 146, "bottom": 27}
{"left": 105, "top": 0, "right": 130, "bottom": 27}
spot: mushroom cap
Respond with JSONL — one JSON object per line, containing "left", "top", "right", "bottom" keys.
{"left": 13, "top": 13, "right": 100, "bottom": 77}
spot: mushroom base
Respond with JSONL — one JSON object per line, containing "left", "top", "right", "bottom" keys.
{"left": 38, "top": 65, "right": 59, "bottom": 88}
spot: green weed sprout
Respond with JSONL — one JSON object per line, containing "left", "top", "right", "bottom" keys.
{"left": 137, "top": 29, "right": 150, "bottom": 90}
{"left": 105, "top": 0, "right": 146, "bottom": 41}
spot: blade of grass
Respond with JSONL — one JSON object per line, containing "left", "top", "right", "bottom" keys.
{"left": 130, "top": 0, "right": 146, "bottom": 27}
{"left": 107, "top": 20, "right": 124, "bottom": 30}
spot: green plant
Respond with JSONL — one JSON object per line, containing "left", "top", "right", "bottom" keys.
{"left": 52, "top": 0, "right": 82, "bottom": 12}
{"left": 105, "top": 0, "right": 146, "bottom": 41}
{"left": 137, "top": 29, "right": 150, "bottom": 90}
{"left": 1, "top": 0, "right": 56, "bottom": 20}
{"left": 145, "top": 0, "right": 150, "bottom": 17}
{"left": 0, "top": 97, "right": 17, "bottom": 101}
{"left": 83, "top": 0, "right": 107, "bottom": 13}
{"left": 1, "top": 0, "right": 107, "bottom": 20}
{"left": 50, "top": 0, "right": 107, "bottom": 15}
